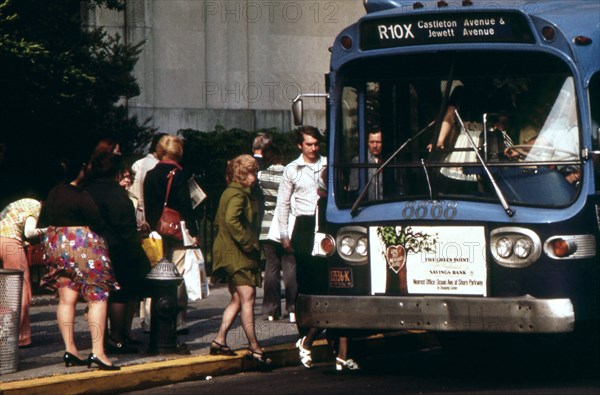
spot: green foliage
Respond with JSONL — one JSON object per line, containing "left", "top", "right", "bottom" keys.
{"left": 377, "top": 226, "right": 437, "bottom": 254}
{"left": 179, "top": 126, "right": 318, "bottom": 186}
{"left": 0, "top": 0, "right": 153, "bottom": 205}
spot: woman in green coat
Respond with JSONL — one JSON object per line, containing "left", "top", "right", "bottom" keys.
{"left": 211, "top": 154, "right": 270, "bottom": 365}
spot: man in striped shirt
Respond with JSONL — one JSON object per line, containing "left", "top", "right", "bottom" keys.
{"left": 259, "top": 144, "right": 297, "bottom": 321}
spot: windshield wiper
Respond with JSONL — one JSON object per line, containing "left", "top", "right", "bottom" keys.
{"left": 351, "top": 120, "right": 435, "bottom": 217}
{"left": 421, "top": 158, "right": 433, "bottom": 200}
{"left": 454, "top": 109, "right": 515, "bottom": 217}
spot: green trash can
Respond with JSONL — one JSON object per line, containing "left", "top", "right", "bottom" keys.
{"left": 0, "top": 269, "right": 23, "bottom": 375}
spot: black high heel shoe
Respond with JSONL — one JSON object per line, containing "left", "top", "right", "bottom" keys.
{"left": 63, "top": 351, "right": 88, "bottom": 367}
{"left": 87, "top": 353, "right": 120, "bottom": 371}
{"left": 210, "top": 340, "right": 237, "bottom": 356}
{"left": 245, "top": 348, "right": 272, "bottom": 365}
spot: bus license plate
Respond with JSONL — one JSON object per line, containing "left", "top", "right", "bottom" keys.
{"left": 330, "top": 268, "right": 353, "bottom": 288}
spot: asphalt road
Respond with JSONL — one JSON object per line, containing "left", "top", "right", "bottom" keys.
{"left": 123, "top": 335, "right": 600, "bottom": 395}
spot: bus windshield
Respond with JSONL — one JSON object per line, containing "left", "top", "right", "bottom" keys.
{"left": 336, "top": 51, "right": 581, "bottom": 209}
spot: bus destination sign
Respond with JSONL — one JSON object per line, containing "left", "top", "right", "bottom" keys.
{"left": 360, "top": 12, "right": 534, "bottom": 51}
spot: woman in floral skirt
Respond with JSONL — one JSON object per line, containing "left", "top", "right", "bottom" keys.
{"left": 40, "top": 161, "right": 120, "bottom": 370}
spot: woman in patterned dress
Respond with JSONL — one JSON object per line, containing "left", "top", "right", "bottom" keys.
{"left": 40, "top": 162, "right": 120, "bottom": 370}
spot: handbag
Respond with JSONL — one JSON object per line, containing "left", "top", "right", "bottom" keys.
{"left": 311, "top": 204, "right": 327, "bottom": 257}
{"left": 25, "top": 238, "right": 46, "bottom": 266}
{"left": 157, "top": 170, "right": 183, "bottom": 240}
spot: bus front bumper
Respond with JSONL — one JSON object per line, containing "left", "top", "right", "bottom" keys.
{"left": 296, "top": 294, "right": 575, "bottom": 333}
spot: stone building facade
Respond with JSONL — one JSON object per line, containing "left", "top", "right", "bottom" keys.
{"left": 89, "top": 0, "right": 364, "bottom": 133}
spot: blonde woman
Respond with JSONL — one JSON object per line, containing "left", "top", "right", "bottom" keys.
{"left": 211, "top": 154, "right": 270, "bottom": 365}
{"left": 144, "top": 135, "right": 199, "bottom": 331}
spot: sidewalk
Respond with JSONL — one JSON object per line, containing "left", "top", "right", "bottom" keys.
{"left": 0, "top": 284, "right": 302, "bottom": 393}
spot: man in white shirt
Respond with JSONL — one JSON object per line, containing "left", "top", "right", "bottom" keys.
{"left": 276, "top": 127, "right": 327, "bottom": 316}
{"left": 278, "top": 127, "right": 360, "bottom": 371}
{"left": 130, "top": 133, "right": 165, "bottom": 332}
{"left": 131, "top": 133, "right": 167, "bottom": 230}
{"left": 277, "top": 126, "right": 326, "bottom": 254}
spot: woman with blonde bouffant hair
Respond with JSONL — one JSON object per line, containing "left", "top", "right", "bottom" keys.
{"left": 211, "top": 154, "right": 271, "bottom": 365}
{"left": 155, "top": 135, "right": 183, "bottom": 163}
{"left": 144, "top": 134, "right": 199, "bottom": 331}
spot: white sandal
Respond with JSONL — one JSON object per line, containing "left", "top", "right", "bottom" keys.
{"left": 295, "top": 336, "right": 313, "bottom": 369}
{"left": 336, "top": 357, "right": 360, "bottom": 371}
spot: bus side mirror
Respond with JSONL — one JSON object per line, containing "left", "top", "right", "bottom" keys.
{"left": 292, "top": 93, "right": 327, "bottom": 126}
{"left": 292, "top": 98, "right": 304, "bottom": 126}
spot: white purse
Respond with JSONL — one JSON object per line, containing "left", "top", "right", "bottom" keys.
{"left": 267, "top": 205, "right": 296, "bottom": 244}
{"left": 311, "top": 205, "right": 327, "bottom": 257}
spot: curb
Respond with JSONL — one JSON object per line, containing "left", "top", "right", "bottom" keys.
{"left": 0, "top": 341, "right": 328, "bottom": 395}
{"left": 1, "top": 332, "right": 436, "bottom": 394}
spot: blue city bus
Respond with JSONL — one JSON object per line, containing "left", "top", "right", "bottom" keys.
{"left": 293, "top": 0, "right": 600, "bottom": 341}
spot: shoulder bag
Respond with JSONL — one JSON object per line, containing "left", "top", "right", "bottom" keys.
{"left": 157, "top": 170, "right": 184, "bottom": 240}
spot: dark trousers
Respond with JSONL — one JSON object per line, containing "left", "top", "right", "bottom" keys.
{"left": 261, "top": 241, "right": 297, "bottom": 317}
{"left": 292, "top": 215, "right": 328, "bottom": 295}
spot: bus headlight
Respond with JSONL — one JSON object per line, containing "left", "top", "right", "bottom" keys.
{"left": 355, "top": 237, "right": 368, "bottom": 256}
{"left": 335, "top": 226, "right": 368, "bottom": 265}
{"left": 490, "top": 227, "right": 542, "bottom": 268}
{"left": 514, "top": 238, "right": 532, "bottom": 259}
{"left": 496, "top": 237, "right": 513, "bottom": 258}
{"left": 339, "top": 236, "right": 355, "bottom": 256}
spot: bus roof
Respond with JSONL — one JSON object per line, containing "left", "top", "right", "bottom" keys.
{"left": 362, "top": 1, "right": 600, "bottom": 38}
{"left": 364, "top": 0, "right": 600, "bottom": 15}
{"left": 334, "top": 0, "right": 599, "bottom": 80}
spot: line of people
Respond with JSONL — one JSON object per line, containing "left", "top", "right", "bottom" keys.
{"left": 0, "top": 134, "right": 199, "bottom": 370}
{"left": 1, "top": 128, "right": 360, "bottom": 372}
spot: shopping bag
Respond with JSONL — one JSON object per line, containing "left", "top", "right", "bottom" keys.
{"left": 181, "top": 222, "right": 209, "bottom": 300}
{"left": 267, "top": 204, "right": 296, "bottom": 243}
{"left": 183, "top": 247, "right": 204, "bottom": 301}
{"left": 141, "top": 232, "right": 163, "bottom": 265}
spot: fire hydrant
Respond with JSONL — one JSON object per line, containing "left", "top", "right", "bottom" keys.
{"left": 146, "top": 258, "right": 189, "bottom": 354}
